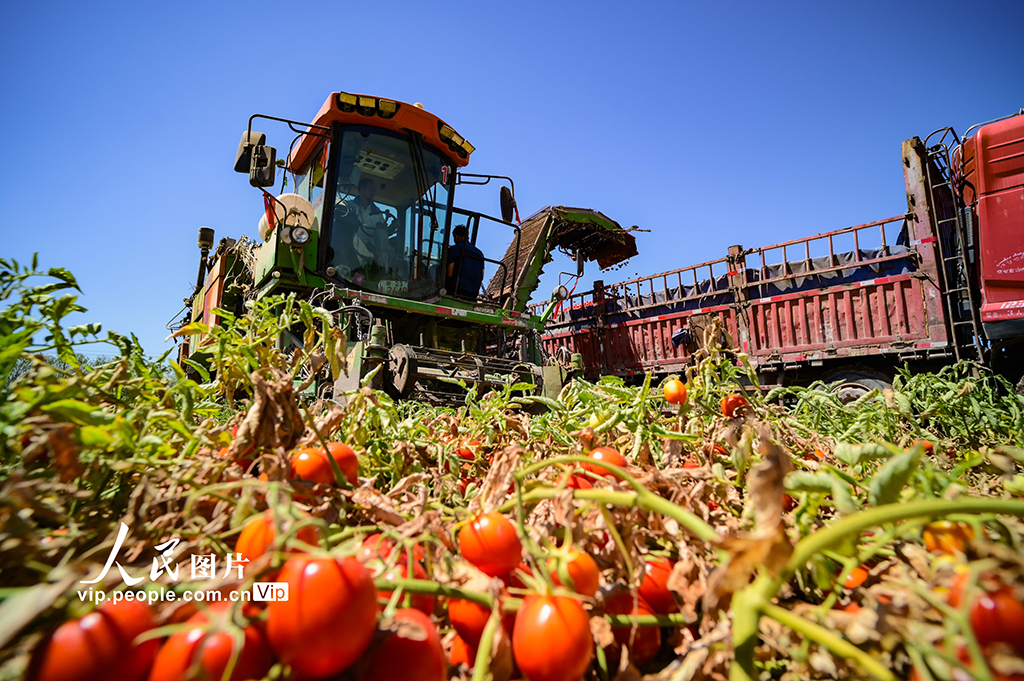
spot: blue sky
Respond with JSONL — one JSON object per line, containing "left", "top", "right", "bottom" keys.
{"left": 2, "top": 1, "right": 1021, "bottom": 358}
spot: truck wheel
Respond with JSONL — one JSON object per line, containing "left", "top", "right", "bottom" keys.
{"left": 827, "top": 370, "right": 892, "bottom": 404}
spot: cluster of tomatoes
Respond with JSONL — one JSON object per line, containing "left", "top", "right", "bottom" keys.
{"left": 662, "top": 377, "right": 749, "bottom": 420}
{"left": 454, "top": 506, "right": 684, "bottom": 681}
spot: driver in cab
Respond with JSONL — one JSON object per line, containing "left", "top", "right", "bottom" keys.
{"left": 349, "top": 177, "right": 393, "bottom": 271}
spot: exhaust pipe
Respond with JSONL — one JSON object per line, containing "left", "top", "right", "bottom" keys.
{"left": 195, "top": 227, "right": 215, "bottom": 295}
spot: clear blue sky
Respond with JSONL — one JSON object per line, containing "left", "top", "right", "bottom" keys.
{"left": 2, "top": 1, "right": 1021, "bottom": 358}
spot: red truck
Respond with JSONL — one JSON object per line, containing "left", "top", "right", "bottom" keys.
{"left": 534, "top": 111, "right": 1024, "bottom": 398}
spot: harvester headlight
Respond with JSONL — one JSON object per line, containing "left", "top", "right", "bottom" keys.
{"left": 378, "top": 99, "right": 398, "bottom": 119}
{"left": 338, "top": 92, "right": 358, "bottom": 112}
{"left": 290, "top": 226, "right": 311, "bottom": 245}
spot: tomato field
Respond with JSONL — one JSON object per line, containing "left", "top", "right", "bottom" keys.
{"left": 4, "top": 260, "right": 1024, "bottom": 681}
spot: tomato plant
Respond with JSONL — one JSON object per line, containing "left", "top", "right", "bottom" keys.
{"left": 512, "top": 594, "right": 593, "bottom": 681}
{"left": 266, "top": 556, "right": 378, "bottom": 678}
{"left": 361, "top": 609, "right": 446, "bottom": 681}
{"left": 638, "top": 557, "right": 678, "bottom": 614}
{"left": 663, "top": 378, "right": 687, "bottom": 405}
{"left": 235, "top": 510, "right": 320, "bottom": 563}
{"left": 28, "top": 600, "right": 159, "bottom": 681}
{"left": 148, "top": 602, "right": 272, "bottom": 681}
{"left": 459, "top": 512, "right": 522, "bottom": 578}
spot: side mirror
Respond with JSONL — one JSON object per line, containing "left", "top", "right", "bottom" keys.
{"left": 500, "top": 185, "right": 516, "bottom": 223}
{"left": 552, "top": 285, "right": 569, "bottom": 302}
{"left": 235, "top": 131, "right": 277, "bottom": 188}
{"left": 576, "top": 250, "right": 585, "bottom": 277}
{"left": 234, "top": 131, "right": 266, "bottom": 172}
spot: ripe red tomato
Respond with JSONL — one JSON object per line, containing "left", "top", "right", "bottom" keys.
{"left": 580, "top": 446, "right": 627, "bottom": 482}
{"left": 267, "top": 556, "right": 378, "bottom": 678}
{"left": 638, "top": 558, "right": 678, "bottom": 614}
{"left": 923, "top": 521, "right": 975, "bottom": 555}
{"left": 448, "top": 598, "right": 493, "bottom": 648}
{"left": 235, "top": 510, "right": 321, "bottom": 563}
{"left": 459, "top": 512, "right": 522, "bottom": 578}
{"left": 449, "top": 634, "right": 474, "bottom": 668}
{"left": 947, "top": 569, "right": 972, "bottom": 608}
{"left": 843, "top": 566, "right": 868, "bottom": 589}
{"left": 289, "top": 443, "right": 358, "bottom": 486}
{"left": 149, "top": 602, "right": 272, "bottom": 681}
{"left": 605, "top": 592, "right": 661, "bottom": 666}
{"left": 550, "top": 549, "right": 600, "bottom": 597}
{"left": 782, "top": 494, "right": 798, "bottom": 512}
{"left": 720, "top": 394, "right": 749, "bottom": 417}
{"left": 911, "top": 439, "right": 935, "bottom": 454}
{"left": 28, "top": 599, "right": 159, "bottom": 681}
{"left": 563, "top": 470, "right": 593, "bottom": 490}
{"left": 969, "top": 585, "right": 1024, "bottom": 655}
{"left": 663, "top": 378, "right": 687, "bottom": 405}
{"left": 447, "top": 630, "right": 514, "bottom": 681}
{"left": 361, "top": 609, "right": 446, "bottom": 681}
{"left": 456, "top": 439, "right": 480, "bottom": 462}
{"left": 359, "top": 533, "right": 399, "bottom": 562}
{"left": 378, "top": 561, "right": 436, "bottom": 615}
{"left": 512, "top": 594, "right": 593, "bottom": 681}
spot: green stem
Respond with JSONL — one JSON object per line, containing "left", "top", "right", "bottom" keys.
{"left": 761, "top": 603, "right": 897, "bottom": 681}
{"left": 607, "top": 613, "right": 691, "bottom": 627}
{"left": 374, "top": 577, "right": 494, "bottom": 608}
{"left": 470, "top": 610, "right": 503, "bottom": 681}
{"left": 786, "top": 498, "right": 1024, "bottom": 582}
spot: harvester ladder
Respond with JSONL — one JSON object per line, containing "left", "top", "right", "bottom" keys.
{"left": 922, "top": 128, "right": 986, "bottom": 364}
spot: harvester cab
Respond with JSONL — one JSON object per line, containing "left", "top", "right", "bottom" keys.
{"left": 176, "top": 91, "right": 637, "bottom": 403}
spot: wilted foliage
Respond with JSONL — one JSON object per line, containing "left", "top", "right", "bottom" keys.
{"left": 2, "top": 260, "right": 1024, "bottom": 681}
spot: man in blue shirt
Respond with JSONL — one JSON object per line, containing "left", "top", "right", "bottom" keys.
{"left": 446, "top": 224, "right": 485, "bottom": 298}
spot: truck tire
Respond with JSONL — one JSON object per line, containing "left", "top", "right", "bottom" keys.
{"left": 827, "top": 370, "right": 892, "bottom": 405}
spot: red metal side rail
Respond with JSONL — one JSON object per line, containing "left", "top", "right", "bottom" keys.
{"left": 535, "top": 137, "right": 956, "bottom": 381}
{"left": 734, "top": 215, "right": 945, "bottom": 371}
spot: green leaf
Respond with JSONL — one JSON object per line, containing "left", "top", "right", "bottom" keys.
{"left": 834, "top": 442, "right": 895, "bottom": 466}
{"left": 40, "top": 399, "right": 115, "bottom": 426}
{"left": 868, "top": 446, "right": 921, "bottom": 506}
{"left": 181, "top": 358, "right": 211, "bottom": 383}
{"left": 786, "top": 471, "right": 835, "bottom": 493}
{"left": 45, "top": 267, "right": 80, "bottom": 291}
{"left": 171, "top": 322, "right": 210, "bottom": 337}
{"left": 79, "top": 425, "right": 115, "bottom": 447}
